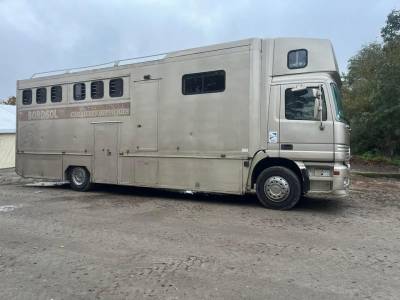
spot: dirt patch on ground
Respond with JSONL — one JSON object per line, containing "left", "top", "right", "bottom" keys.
{"left": 0, "top": 170, "right": 399, "bottom": 299}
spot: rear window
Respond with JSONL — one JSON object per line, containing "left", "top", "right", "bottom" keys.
{"left": 36, "top": 88, "right": 47, "bottom": 104}
{"left": 74, "top": 83, "right": 86, "bottom": 101}
{"left": 22, "top": 89, "right": 32, "bottom": 105}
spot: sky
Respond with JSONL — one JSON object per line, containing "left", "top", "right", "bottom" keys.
{"left": 0, "top": 0, "right": 398, "bottom": 99}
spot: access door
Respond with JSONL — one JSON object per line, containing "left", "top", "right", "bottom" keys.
{"left": 94, "top": 123, "right": 119, "bottom": 183}
{"left": 133, "top": 80, "right": 159, "bottom": 151}
{"left": 279, "top": 83, "right": 334, "bottom": 161}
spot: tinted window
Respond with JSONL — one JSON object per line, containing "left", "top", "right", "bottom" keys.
{"left": 51, "top": 86, "right": 62, "bottom": 102}
{"left": 74, "top": 83, "right": 86, "bottom": 101}
{"left": 22, "top": 89, "right": 32, "bottom": 105}
{"left": 184, "top": 76, "right": 202, "bottom": 94}
{"left": 36, "top": 88, "right": 47, "bottom": 104}
{"left": 109, "top": 78, "right": 123, "bottom": 97}
{"left": 91, "top": 81, "right": 104, "bottom": 99}
{"left": 182, "top": 70, "right": 225, "bottom": 95}
{"left": 288, "top": 49, "right": 308, "bottom": 69}
{"left": 204, "top": 71, "right": 225, "bottom": 93}
{"left": 285, "top": 87, "right": 327, "bottom": 121}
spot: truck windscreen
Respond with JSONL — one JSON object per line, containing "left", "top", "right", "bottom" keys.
{"left": 331, "top": 83, "right": 346, "bottom": 123}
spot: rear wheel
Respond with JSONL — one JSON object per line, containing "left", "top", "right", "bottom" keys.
{"left": 256, "top": 166, "right": 301, "bottom": 210}
{"left": 69, "top": 166, "right": 92, "bottom": 192}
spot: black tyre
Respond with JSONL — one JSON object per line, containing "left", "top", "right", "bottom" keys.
{"left": 256, "top": 166, "right": 301, "bottom": 210}
{"left": 69, "top": 166, "right": 92, "bottom": 192}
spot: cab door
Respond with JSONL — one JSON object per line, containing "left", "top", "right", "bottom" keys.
{"left": 279, "top": 83, "right": 334, "bottom": 161}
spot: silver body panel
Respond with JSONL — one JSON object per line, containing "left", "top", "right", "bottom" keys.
{"left": 16, "top": 38, "right": 350, "bottom": 196}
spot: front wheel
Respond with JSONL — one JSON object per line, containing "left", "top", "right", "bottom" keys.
{"left": 69, "top": 166, "right": 92, "bottom": 192}
{"left": 256, "top": 166, "right": 301, "bottom": 210}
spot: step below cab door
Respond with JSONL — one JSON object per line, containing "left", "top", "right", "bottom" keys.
{"left": 279, "top": 83, "right": 334, "bottom": 161}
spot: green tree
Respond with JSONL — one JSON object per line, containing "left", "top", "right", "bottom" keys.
{"left": 381, "top": 9, "right": 400, "bottom": 43}
{"left": 343, "top": 10, "right": 400, "bottom": 157}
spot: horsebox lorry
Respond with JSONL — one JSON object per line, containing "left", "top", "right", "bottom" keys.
{"left": 15, "top": 38, "right": 350, "bottom": 210}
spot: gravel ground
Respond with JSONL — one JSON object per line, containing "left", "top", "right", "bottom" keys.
{"left": 0, "top": 168, "right": 400, "bottom": 300}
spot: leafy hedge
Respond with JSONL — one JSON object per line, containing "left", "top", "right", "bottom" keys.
{"left": 342, "top": 10, "right": 400, "bottom": 157}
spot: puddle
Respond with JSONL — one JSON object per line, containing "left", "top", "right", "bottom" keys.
{"left": 0, "top": 205, "right": 18, "bottom": 213}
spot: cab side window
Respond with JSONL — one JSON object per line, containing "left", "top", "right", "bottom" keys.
{"left": 285, "top": 87, "right": 327, "bottom": 121}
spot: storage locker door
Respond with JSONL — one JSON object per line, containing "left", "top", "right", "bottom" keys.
{"left": 133, "top": 80, "right": 159, "bottom": 152}
{"left": 93, "top": 123, "right": 119, "bottom": 184}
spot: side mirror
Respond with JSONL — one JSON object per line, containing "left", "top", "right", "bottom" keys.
{"left": 314, "top": 97, "right": 321, "bottom": 120}
{"left": 311, "top": 88, "right": 321, "bottom": 99}
{"left": 312, "top": 86, "right": 325, "bottom": 130}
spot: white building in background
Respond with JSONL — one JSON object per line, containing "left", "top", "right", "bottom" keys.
{"left": 0, "top": 104, "right": 16, "bottom": 169}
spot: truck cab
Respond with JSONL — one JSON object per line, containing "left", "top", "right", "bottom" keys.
{"left": 249, "top": 38, "right": 350, "bottom": 209}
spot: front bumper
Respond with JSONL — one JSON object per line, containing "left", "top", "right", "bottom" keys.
{"left": 332, "top": 163, "right": 350, "bottom": 196}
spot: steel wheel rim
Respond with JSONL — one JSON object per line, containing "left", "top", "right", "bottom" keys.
{"left": 264, "top": 176, "right": 290, "bottom": 202}
{"left": 71, "top": 168, "right": 86, "bottom": 186}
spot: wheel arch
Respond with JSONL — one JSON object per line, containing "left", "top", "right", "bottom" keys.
{"left": 250, "top": 156, "right": 309, "bottom": 194}
{"left": 62, "top": 156, "right": 92, "bottom": 181}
